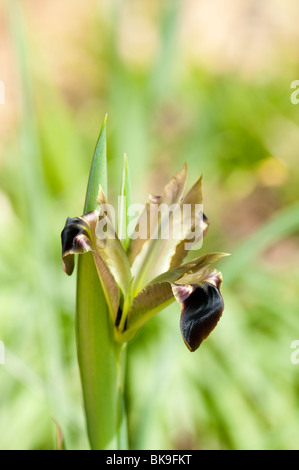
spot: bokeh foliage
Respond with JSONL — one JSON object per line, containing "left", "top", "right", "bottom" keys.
{"left": 1, "top": 0, "right": 299, "bottom": 449}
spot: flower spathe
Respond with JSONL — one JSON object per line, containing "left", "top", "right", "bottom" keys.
{"left": 61, "top": 165, "right": 228, "bottom": 351}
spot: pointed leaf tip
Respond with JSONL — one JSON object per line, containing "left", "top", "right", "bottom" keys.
{"left": 84, "top": 115, "right": 108, "bottom": 214}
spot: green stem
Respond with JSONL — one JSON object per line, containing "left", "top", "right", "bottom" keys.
{"left": 76, "top": 115, "right": 129, "bottom": 449}
{"left": 116, "top": 344, "right": 129, "bottom": 450}
{"left": 76, "top": 258, "right": 129, "bottom": 449}
{"left": 76, "top": 253, "right": 119, "bottom": 449}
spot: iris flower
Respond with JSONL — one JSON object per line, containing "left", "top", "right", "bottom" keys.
{"left": 61, "top": 165, "right": 227, "bottom": 351}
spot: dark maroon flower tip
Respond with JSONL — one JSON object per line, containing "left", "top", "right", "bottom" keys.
{"left": 176, "top": 282, "right": 224, "bottom": 351}
{"left": 61, "top": 216, "right": 93, "bottom": 275}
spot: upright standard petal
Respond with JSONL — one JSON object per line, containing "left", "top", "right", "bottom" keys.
{"left": 130, "top": 165, "right": 189, "bottom": 293}
{"left": 129, "top": 166, "right": 211, "bottom": 294}
{"left": 127, "top": 164, "right": 188, "bottom": 265}
{"left": 169, "top": 176, "right": 210, "bottom": 269}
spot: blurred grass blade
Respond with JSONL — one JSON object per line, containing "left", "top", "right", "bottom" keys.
{"left": 53, "top": 419, "right": 66, "bottom": 450}
{"left": 7, "top": 0, "right": 75, "bottom": 447}
{"left": 223, "top": 200, "right": 299, "bottom": 284}
{"left": 76, "top": 115, "right": 119, "bottom": 449}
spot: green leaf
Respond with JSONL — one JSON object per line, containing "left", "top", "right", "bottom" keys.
{"left": 83, "top": 114, "right": 108, "bottom": 214}
{"left": 118, "top": 154, "right": 133, "bottom": 251}
{"left": 76, "top": 253, "right": 119, "bottom": 450}
{"left": 150, "top": 252, "right": 229, "bottom": 285}
{"left": 125, "top": 282, "right": 174, "bottom": 339}
{"left": 76, "top": 115, "right": 120, "bottom": 449}
{"left": 173, "top": 253, "right": 229, "bottom": 285}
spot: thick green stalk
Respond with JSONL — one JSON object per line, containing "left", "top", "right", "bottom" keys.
{"left": 76, "top": 116, "right": 127, "bottom": 449}
{"left": 76, "top": 253, "right": 119, "bottom": 449}
{"left": 116, "top": 344, "right": 129, "bottom": 450}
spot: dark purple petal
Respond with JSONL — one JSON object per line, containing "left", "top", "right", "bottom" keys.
{"left": 61, "top": 216, "right": 94, "bottom": 275}
{"left": 174, "top": 282, "right": 224, "bottom": 352}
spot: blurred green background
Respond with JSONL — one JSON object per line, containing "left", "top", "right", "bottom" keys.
{"left": 1, "top": 0, "right": 299, "bottom": 450}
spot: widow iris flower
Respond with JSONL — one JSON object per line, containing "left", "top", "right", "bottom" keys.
{"left": 61, "top": 165, "right": 228, "bottom": 351}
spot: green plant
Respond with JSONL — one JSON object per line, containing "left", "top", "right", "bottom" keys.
{"left": 61, "top": 116, "right": 228, "bottom": 450}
